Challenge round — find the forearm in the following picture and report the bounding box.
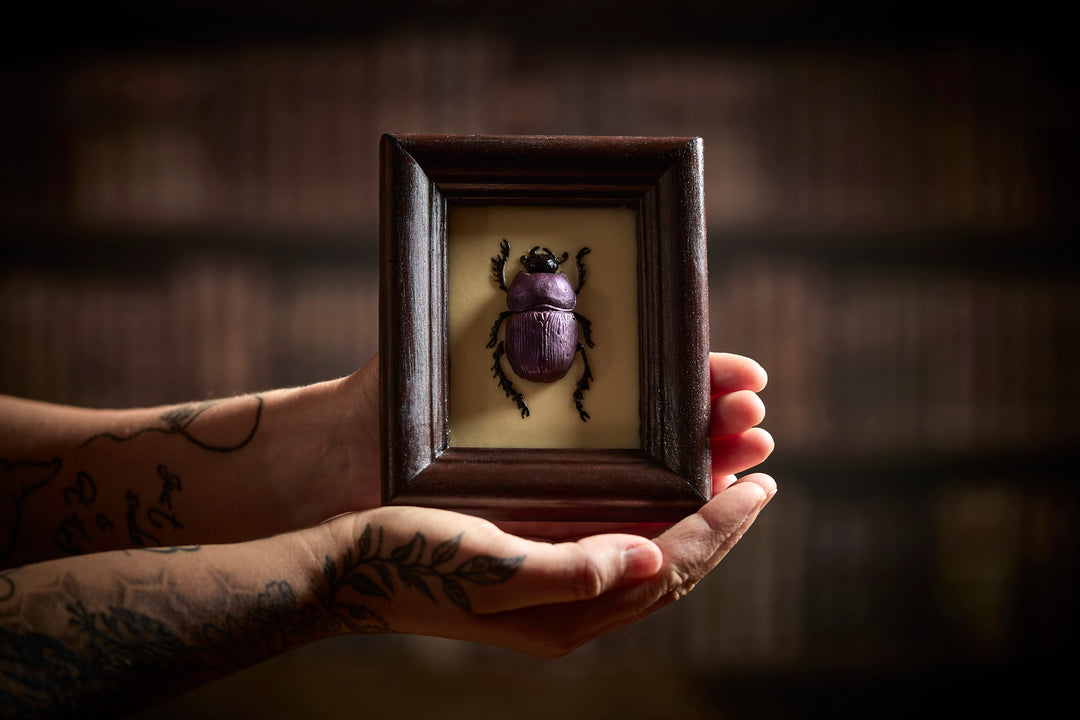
[0,476,776,717]
[0,527,336,719]
[0,359,380,568]
[0,505,531,718]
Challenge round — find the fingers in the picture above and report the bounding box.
[482,473,777,657]
[355,473,777,658]
[604,473,775,617]
[469,534,663,614]
[493,519,667,543]
[710,352,767,395]
[713,473,740,492]
[612,473,776,625]
[711,389,765,437]
[709,352,771,476]
[336,507,664,619]
[712,426,774,478]
[656,473,773,575]
[734,471,778,498]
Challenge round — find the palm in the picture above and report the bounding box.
[326,351,775,656]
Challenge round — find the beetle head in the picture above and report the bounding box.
[521,246,569,273]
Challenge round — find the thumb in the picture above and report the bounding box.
[655,474,775,585]
[469,533,663,614]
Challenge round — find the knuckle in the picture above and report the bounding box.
[569,553,606,600]
[662,568,700,604]
[666,582,697,604]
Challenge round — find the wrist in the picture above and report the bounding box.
[258,379,354,530]
[261,360,380,531]
[286,510,397,638]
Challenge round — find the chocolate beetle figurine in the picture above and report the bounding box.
[487,239,594,421]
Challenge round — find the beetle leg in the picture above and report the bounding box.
[492,341,530,418]
[572,342,593,422]
[491,239,511,292]
[573,312,595,349]
[574,247,591,294]
[487,310,512,349]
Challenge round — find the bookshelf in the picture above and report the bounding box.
[3,9,1076,715]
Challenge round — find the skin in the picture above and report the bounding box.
[0,352,773,717]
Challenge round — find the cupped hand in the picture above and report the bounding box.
[341,352,772,522]
[497,351,774,540]
[318,351,774,656]
[317,469,774,657]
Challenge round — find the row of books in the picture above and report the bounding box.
[0,260,378,408]
[4,254,1074,457]
[54,37,1047,236]
[710,254,1079,455]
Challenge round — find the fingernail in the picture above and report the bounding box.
[623,542,663,580]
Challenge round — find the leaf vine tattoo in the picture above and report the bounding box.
[319,524,523,632]
[0,525,525,716]
[78,396,264,452]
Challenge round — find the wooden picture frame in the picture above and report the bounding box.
[380,134,709,522]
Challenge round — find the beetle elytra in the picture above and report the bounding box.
[487,239,594,421]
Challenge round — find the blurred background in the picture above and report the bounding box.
[2,1,1076,717]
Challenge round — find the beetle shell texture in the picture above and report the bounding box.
[506,310,578,382]
[505,271,578,383]
[507,271,577,313]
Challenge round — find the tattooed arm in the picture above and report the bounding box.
[1,351,771,571]
[0,474,774,718]
[0,351,773,715]
[0,356,381,569]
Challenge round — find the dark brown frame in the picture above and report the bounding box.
[380,134,710,522]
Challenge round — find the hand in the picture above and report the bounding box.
[709,351,773,491]
[337,351,773,518]
[497,351,774,540]
[314,351,774,656]
[314,471,774,657]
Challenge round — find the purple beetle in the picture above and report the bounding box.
[487,239,594,421]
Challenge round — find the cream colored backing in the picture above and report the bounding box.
[447,205,641,449]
